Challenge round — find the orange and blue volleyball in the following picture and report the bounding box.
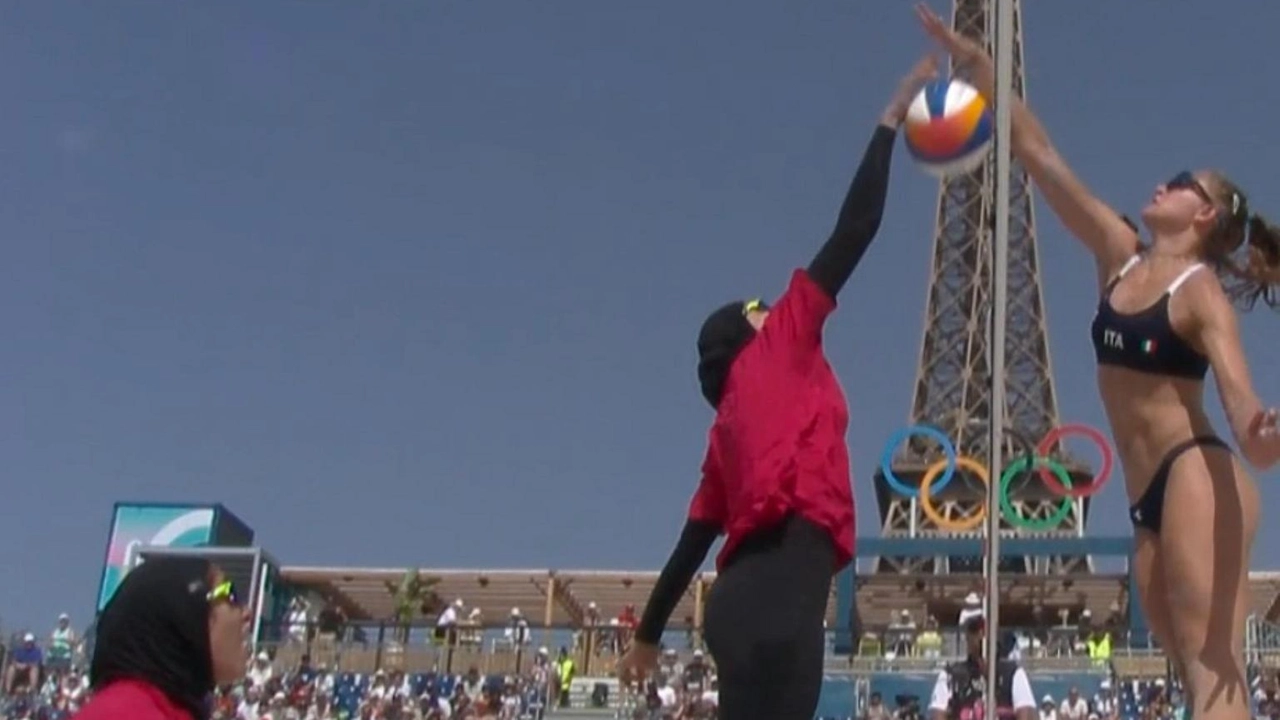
[903,78,993,177]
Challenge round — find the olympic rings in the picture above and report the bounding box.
[1035,423,1114,498]
[880,422,1114,530]
[919,456,988,531]
[880,424,957,498]
[999,456,1073,531]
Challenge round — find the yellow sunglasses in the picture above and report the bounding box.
[206,580,240,606]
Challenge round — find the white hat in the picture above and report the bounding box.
[22,633,35,643]
[964,592,981,606]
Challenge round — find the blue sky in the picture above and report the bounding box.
[2,1,1278,633]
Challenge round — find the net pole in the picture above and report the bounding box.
[986,0,1015,709]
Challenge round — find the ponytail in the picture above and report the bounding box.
[1223,214,1280,311]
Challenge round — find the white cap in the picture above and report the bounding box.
[22,633,35,643]
[453,598,464,607]
[1042,695,1054,704]
[964,592,981,606]
[256,651,269,662]
[58,613,70,621]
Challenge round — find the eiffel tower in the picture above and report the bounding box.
[872,0,1094,575]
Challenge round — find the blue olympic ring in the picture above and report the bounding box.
[879,424,957,497]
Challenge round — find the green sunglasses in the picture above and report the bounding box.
[206,580,240,606]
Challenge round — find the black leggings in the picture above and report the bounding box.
[703,514,836,720]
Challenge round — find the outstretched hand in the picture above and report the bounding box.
[615,641,660,688]
[914,3,985,65]
[882,55,938,127]
[1245,407,1280,470]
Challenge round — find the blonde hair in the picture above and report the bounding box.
[1203,173,1279,311]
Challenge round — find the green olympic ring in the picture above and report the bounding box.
[998,455,1074,531]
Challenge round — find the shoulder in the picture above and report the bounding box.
[784,268,835,307]
[760,269,835,326]
[1178,266,1236,330]
[78,681,192,720]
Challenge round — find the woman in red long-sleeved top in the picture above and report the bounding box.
[616,56,939,720]
[77,557,249,720]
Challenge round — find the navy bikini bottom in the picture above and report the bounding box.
[1128,435,1231,534]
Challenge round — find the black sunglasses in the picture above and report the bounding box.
[1166,171,1215,206]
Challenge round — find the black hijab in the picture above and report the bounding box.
[91,557,215,719]
[696,300,758,408]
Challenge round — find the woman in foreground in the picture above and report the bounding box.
[916,5,1279,719]
[77,557,248,720]
[615,56,938,720]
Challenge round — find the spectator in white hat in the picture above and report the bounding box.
[4,633,43,695]
[48,613,77,674]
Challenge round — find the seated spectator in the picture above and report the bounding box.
[887,609,918,657]
[1093,679,1117,720]
[47,614,77,675]
[1059,686,1088,720]
[917,617,943,659]
[5,633,43,696]
[1039,695,1057,720]
[248,651,275,688]
[862,691,891,720]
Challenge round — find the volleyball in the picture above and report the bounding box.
[903,78,993,177]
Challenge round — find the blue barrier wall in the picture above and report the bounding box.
[815,675,859,719]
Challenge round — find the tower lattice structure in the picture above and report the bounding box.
[872,0,1095,576]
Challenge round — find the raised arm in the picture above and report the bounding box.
[1189,276,1280,470]
[806,55,939,298]
[915,4,1140,283]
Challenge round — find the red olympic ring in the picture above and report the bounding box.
[1034,423,1114,498]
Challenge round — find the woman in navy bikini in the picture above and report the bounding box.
[917,6,1279,720]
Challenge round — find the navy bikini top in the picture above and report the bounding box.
[1090,256,1210,380]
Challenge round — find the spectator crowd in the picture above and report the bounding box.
[5,597,1280,720]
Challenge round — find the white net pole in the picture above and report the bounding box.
[986,0,1015,708]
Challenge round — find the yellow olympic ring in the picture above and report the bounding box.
[918,455,990,532]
